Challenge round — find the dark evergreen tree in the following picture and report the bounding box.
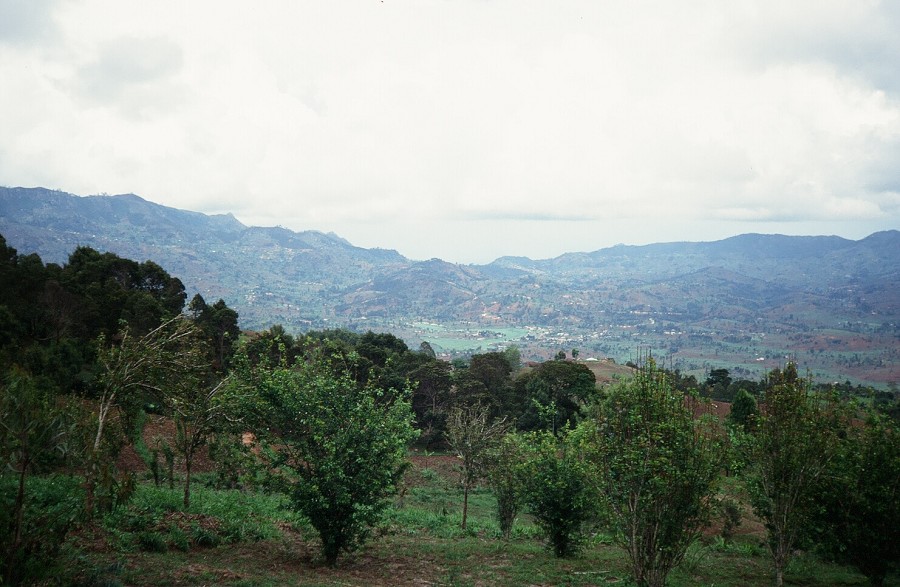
[514,360,597,433]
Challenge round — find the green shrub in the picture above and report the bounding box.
[169,526,190,551]
[137,531,168,552]
[243,352,417,566]
[585,363,724,587]
[520,431,597,558]
[0,475,84,584]
[208,432,259,490]
[191,524,221,547]
[487,433,529,539]
[718,498,742,544]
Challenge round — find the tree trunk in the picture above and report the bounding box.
[13,458,27,548]
[461,484,469,530]
[83,453,98,518]
[773,535,789,587]
[183,456,192,510]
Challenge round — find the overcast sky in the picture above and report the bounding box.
[1,1,898,263]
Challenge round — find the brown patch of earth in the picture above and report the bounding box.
[117,414,216,475]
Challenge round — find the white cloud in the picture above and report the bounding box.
[1,0,898,262]
[0,0,61,45]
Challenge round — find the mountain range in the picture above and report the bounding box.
[1,186,897,386]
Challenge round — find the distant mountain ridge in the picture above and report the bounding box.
[1,186,898,385]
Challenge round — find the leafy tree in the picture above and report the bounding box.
[407,357,453,446]
[418,340,436,358]
[243,350,416,566]
[453,351,513,412]
[520,430,597,557]
[585,362,724,587]
[0,371,75,584]
[168,374,236,509]
[704,368,732,400]
[89,316,205,514]
[514,360,597,433]
[445,404,510,529]
[486,432,529,539]
[744,364,844,587]
[62,247,185,338]
[816,413,899,586]
[243,324,298,368]
[502,345,522,372]
[188,294,240,372]
[727,388,758,432]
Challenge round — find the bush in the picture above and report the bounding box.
[585,362,724,587]
[0,474,84,584]
[719,498,742,544]
[137,531,168,553]
[486,433,529,539]
[520,431,597,557]
[208,432,259,490]
[243,350,416,566]
[815,413,900,586]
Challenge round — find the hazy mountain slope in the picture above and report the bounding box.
[1,186,898,386]
[0,187,410,328]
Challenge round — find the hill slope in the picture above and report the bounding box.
[1,187,897,384]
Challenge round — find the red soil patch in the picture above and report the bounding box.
[406,453,462,485]
[116,414,216,475]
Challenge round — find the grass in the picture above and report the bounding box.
[57,457,894,587]
[99,483,298,553]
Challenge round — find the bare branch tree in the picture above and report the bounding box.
[445,403,510,529]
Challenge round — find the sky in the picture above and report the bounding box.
[1,1,899,264]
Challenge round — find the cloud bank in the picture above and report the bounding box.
[1,1,898,262]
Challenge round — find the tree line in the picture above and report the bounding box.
[1,235,897,586]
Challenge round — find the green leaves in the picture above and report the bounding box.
[241,351,416,566]
[813,412,899,585]
[742,365,848,587]
[586,364,724,587]
[519,430,597,558]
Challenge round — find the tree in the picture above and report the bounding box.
[704,368,732,400]
[168,374,234,509]
[62,247,185,338]
[816,413,899,586]
[188,294,240,372]
[453,352,514,412]
[514,360,597,433]
[445,404,510,529]
[0,370,74,584]
[93,317,203,454]
[418,341,436,358]
[727,388,758,432]
[502,345,522,372]
[520,430,597,557]
[243,324,297,368]
[585,362,724,587]
[407,357,452,446]
[90,316,205,514]
[744,364,844,587]
[244,351,415,566]
[486,433,529,539]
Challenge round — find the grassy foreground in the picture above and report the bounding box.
[62,457,886,587]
